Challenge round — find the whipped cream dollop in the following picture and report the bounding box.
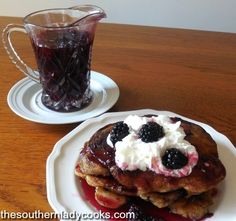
[107,115,198,177]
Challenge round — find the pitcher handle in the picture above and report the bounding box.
[2,24,40,83]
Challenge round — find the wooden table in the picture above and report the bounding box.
[0,16,235,217]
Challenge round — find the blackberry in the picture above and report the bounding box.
[138,122,164,143]
[110,121,129,145]
[162,148,188,169]
[128,204,160,221]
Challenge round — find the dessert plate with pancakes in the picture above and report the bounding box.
[46,109,236,221]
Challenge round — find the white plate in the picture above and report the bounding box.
[7,71,119,124]
[46,109,236,221]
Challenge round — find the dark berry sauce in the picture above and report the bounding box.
[79,179,212,221]
[30,29,93,111]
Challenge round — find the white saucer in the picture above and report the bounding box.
[7,71,119,124]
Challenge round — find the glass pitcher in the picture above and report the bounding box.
[2,5,106,112]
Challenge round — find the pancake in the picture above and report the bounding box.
[75,115,226,219]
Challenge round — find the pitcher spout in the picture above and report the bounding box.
[69,5,106,26]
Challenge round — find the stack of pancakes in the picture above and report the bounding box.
[75,116,226,220]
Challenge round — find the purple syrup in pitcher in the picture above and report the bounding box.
[31,28,93,112]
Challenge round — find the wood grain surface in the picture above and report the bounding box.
[0,16,235,219]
